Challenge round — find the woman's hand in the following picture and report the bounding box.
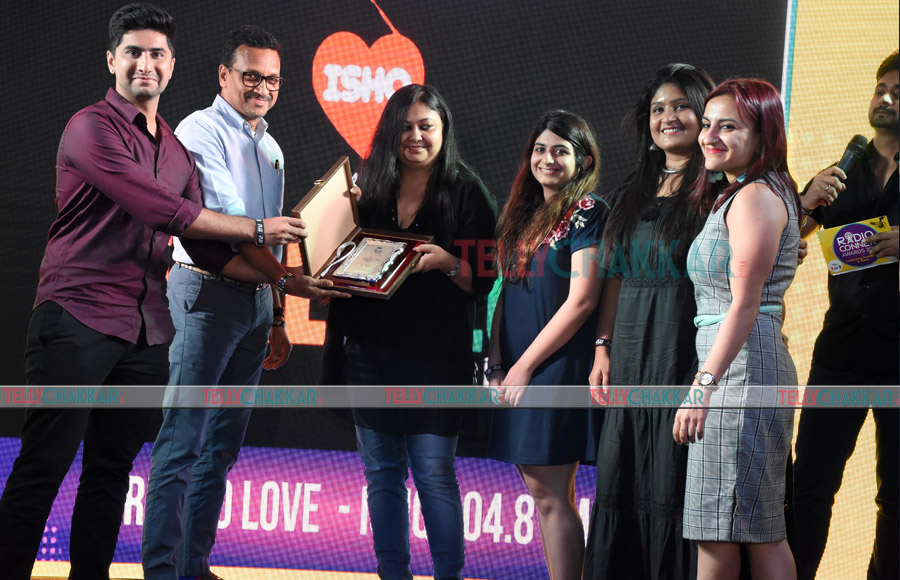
[588,345,611,403]
[673,386,710,444]
[349,184,362,201]
[412,243,455,274]
[498,362,533,406]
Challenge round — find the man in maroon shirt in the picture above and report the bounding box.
[0,4,340,580]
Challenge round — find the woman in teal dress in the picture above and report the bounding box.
[486,110,609,580]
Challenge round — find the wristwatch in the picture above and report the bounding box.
[695,371,719,390]
[446,258,461,277]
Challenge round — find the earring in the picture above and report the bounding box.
[708,171,724,183]
[649,143,660,151]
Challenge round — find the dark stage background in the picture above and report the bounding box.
[0,0,787,448]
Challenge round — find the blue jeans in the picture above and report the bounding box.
[356,427,465,580]
[142,265,271,580]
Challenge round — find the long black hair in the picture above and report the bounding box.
[602,63,714,267]
[357,83,472,248]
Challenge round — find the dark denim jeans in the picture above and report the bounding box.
[345,339,465,580]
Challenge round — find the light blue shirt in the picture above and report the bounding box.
[172,95,285,264]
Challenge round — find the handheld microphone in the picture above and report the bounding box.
[835,135,868,177]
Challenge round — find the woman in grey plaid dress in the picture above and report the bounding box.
[673,79,800,579]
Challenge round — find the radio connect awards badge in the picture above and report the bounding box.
[817,216,896,275]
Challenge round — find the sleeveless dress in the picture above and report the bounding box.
[488,193,608,465]
[583,196,698,580]
[682,176,799,542]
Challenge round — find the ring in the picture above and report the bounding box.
[680,428,687,431]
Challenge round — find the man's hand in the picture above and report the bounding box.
[283,267,351,300]
[802,166,847,211]
[867,225,899,259]
[263,216,306,245]
[264,326,292,370]
[798,238,808,264]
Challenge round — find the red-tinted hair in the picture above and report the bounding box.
[690,78,798,215]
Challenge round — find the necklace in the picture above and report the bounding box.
[661,167,684,174]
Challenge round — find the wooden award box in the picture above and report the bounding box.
[292,156,432,299]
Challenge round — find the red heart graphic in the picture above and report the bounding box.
[313,31,425,157]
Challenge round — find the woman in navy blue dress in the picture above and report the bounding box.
[486,110,609,580]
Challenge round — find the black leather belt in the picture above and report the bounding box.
[175,262,269,291]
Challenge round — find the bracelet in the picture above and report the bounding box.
[800,206,814,216]
[254,219,265,246]
[594,338,612,348]
[272,319,286,328]
[445,258,461,277]
[275,272,295,294]
[273,307,285,318]
[484,364,504,380]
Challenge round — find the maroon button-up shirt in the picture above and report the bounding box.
[34,88,204,345]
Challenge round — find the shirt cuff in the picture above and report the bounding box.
[180,238,237,274]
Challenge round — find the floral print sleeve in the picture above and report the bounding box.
[542,193,609,252]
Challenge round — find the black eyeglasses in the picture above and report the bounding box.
[228,67,285,91]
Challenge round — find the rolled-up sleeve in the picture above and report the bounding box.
[62,111,202,235]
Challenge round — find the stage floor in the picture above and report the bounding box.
[32,562,449,579]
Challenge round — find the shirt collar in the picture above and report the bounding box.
[213,94,268,140]
[104,88,173,136]
[860,139,900,182]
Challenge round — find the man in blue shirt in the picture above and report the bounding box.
[141,26,313,580]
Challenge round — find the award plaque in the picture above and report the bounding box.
[333,238,407,282]
[292,157,432,299]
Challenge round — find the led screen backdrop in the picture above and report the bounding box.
[0,0,896,578]
[0,0,789,386]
